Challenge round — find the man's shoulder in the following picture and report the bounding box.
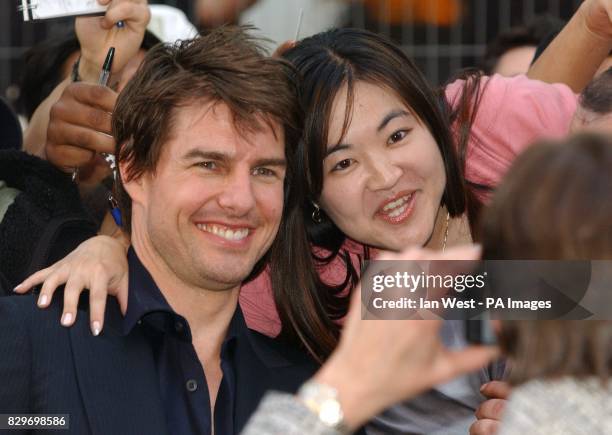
[0,291,124,343]
[0,292,40,325]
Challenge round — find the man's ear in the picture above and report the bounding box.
[119,159,146,205]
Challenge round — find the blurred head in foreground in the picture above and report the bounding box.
[481,133,612,385]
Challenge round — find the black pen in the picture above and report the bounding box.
[98,47,115,86]
[97,47,121,227]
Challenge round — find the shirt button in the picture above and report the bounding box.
[175,321,184,333]
[186,379,198,392]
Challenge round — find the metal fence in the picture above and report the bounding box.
[343,0,582,84]
[1,0,583,113]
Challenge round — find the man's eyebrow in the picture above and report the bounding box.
[183,149,229,163]
[377,109,411,132]
[254,158,286,167]
[182,149,285,167]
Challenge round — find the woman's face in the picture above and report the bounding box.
[319,81,446,251]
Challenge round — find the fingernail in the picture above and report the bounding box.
[13,284,22,292]
[480,383,488,393]
[92,321,101,336]
[61,313,73,326]
[38,294,48,307]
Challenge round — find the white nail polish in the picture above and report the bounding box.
[38,294,48,307]
[13,284,22,292]
[61,313,73,326]
[92,321,101,336]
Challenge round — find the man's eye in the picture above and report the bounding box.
[388,129,410,144]
[252,167,276,177]
[332,159,353,171]
[197,161,217,170]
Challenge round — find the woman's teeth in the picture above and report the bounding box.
[381,194,411,215]
[387,203,408,218]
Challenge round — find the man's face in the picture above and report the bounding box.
[129,102,286,291]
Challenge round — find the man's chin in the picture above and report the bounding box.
[193,265,255,291]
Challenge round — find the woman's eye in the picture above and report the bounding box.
[388,129,409,144]
[332,159,353,171]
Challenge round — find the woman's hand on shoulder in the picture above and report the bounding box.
[13,235,130,336]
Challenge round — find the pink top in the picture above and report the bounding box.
[239,74,578,337]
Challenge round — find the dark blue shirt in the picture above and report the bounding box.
[123,248,239,435]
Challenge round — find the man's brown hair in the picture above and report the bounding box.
[112,26,302,234]
[480,133,612,385]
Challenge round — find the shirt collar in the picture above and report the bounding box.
[123,247,175,336]
[123,247,242,347]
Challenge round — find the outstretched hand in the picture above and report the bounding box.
[314,245,499,431]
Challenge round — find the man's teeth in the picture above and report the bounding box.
[196,224,249,241]
[382,194,411,213]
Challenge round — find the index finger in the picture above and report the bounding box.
[68,82,117,113]
[14,266,56,293]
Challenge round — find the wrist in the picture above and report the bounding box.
[313,357,380,431]
[78,54,102,83]
[297,380,352,434]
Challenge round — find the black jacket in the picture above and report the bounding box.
[0,150,97,292]
[0,293,317,434]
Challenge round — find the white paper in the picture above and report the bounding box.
[26,0,107,20]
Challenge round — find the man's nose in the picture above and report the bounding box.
[216,170,257,216]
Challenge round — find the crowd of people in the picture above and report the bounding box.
[1,0,611,434]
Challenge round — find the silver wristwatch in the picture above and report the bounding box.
[297,380,351,434]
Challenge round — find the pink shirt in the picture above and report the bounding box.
[446,74,577,197]
[239,74,578,337]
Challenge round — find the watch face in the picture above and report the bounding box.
[320,399,343,426]
[298,381,346,430]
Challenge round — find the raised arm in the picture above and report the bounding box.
[23,0,149,160]
[528,0,612,92]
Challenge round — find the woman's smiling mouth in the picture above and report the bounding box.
[375,191,416,224]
